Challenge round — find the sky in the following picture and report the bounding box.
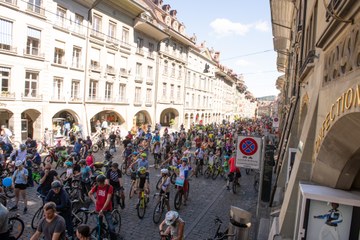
[165,0,282,98]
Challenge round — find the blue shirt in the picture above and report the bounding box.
[73,142,82,154]
[80,166,91,181]
[136,159,149,169]
[13,168,28,184]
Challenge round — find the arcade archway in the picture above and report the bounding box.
[0,108,13,130]
[160,108,179,128]
[134,110,151,128]
[21,109,41,141]
[52,110,80,136]
[313,112,360,190]
[90,111,125,133]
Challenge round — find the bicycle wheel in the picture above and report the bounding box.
[155,177,162,190]
[128,183,133,199]
[152,201,163,224]
[60,172,67,182]
[4,186,15,198]
[119,191,125,209]
[8,216,24,239]
[31,207,43,230]
[212,168,219,180]
[91,144,99,153]
[120,163,127,175]
[174,191,182,210]
[111,209,121,233]
[232,179,237,194]
[42,155,53,166]
[204,167,211,178]
[137,198,146,219]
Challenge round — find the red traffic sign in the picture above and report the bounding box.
[239,138,258,156]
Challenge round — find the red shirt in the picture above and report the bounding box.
[86,155,94,168]
[90,184,113,212]
[228,157,237,173]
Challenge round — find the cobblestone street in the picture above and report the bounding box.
[9,146,261,240]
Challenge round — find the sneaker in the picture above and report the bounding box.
[9,205,18,211]
[147,197,150,203]
[23,207,28,214]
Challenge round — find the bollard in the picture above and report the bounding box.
[228,206,252,240]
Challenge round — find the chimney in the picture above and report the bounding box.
[154,0,163,6]
[214,51,220,61]
[170,10,177,18]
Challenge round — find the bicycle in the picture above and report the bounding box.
[204,163,215,179]
[31,194,46,230]
[152,193,169,224]
[136,188,148,219]
[8,213,24,240]
[231,172,240,194]
[206,216,235,240]
[174,179,189,210]
[212,161,227,180]
[90,210,121,239]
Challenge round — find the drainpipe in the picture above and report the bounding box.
[83,0,104,136]
[269,0,306,208]
[153,42,161,127]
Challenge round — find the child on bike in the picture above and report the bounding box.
[158,168,171,211]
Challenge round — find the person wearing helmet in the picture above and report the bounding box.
[122,142,133,160]
[158,169,171,211]
[88,175,116,240]
[105,162,124,209]
[10,143,27,163]
[76,160,92,200]
[159,211,185,240]
[10,160,28,213]
[45,180,73,238]
[63,160,74,186]
[129,152,149,173]
[132,166,150,203]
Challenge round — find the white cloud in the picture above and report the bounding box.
[210,18,251,36]
[235,59,252,67]
[210,18,270,37]
[254,21,270,32]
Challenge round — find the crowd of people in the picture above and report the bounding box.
[0,117,277,240]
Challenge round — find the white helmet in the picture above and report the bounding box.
[161,169,169,175]
[165,211,179,225]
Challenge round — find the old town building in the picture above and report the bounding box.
[0,0,255,142]
[269,0,360,239]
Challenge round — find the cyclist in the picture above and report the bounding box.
[0,141,13,165]
[88,175,116,240]
[133,166,150,205]
[38,163,60,196]
[108,131,117,151]
[129,152,149,171]
[105,162,124,209]
[77,160,92,200]
[45,180,73,239]
[177,158,191,205]
[10,160,28,213]
[85,149,95,171]
[30,202,66,240]
[226,154,241,190]
[159,211,185,240]
[158,168,171,211]
[10,143,27,163]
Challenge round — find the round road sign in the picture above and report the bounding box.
[239,138,258,156]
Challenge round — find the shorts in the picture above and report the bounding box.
[159,189,170,200]
[15,184,27,190]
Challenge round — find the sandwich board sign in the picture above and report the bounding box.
[236,136,262,169]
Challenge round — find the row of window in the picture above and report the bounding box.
[185,93,212,109]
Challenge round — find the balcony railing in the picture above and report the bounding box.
[26,2,45,16]
[106,65,116,75]
[146,78,153,85]
[119,68,128,77]
[86,96,102,102]
[72,24,85,36]
[0,91,15,100]
[136,48,144,56]
[90,29,105,39]
[69,97,82,102]
[90,62,101,72]
[106,36,119,45]
[54,19,69,30]
[21,93,43,101]
[115,97,128,104]
[0,44,16,53]
[50,96,65,102]
[71,62,83,69]
[0,0,17,6]
[134,75,143,83]
[23,48,44,58]
[145,101,152,107]
[134,100,142,106]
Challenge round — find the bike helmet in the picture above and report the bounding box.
[15,160,23,167]
[181,157,188,163]
[140,153,147,158]
[109,148,115,155]
[65,161,73,167]
[20,144,26,150]
[132,152,138,156]
[96,174,106,183]
[165,211,179,225]
[138,166,146,174]
[224,155,230,160]
[51,180,62,189]
[161,168,169,174]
